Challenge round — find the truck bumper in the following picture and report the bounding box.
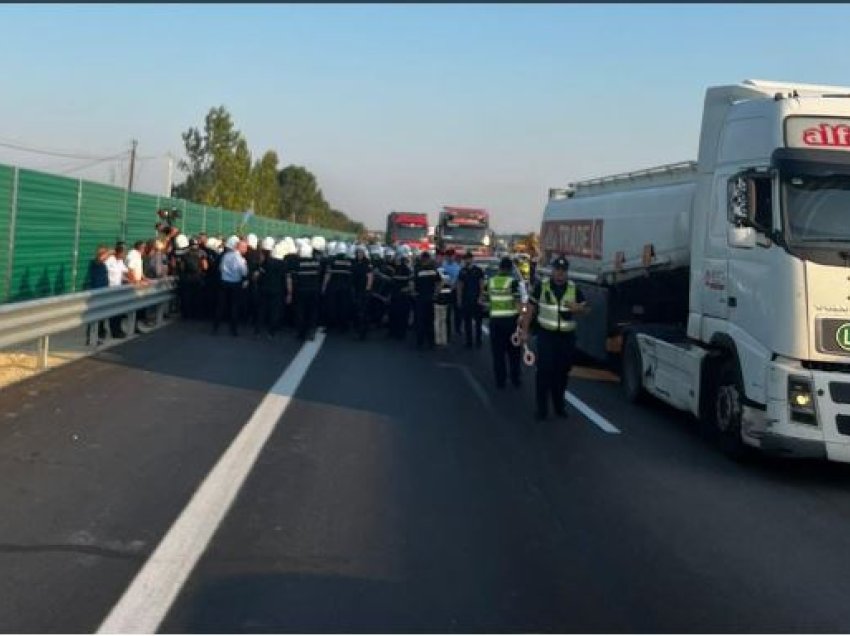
[749,358,850,463]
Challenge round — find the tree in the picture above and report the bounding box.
[277,165,327,224]
[252,151,281,217]
[174,106,252,211]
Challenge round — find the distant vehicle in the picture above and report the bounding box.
[386,212,430,251]
[540,78,850,462]
[435,206,493,257]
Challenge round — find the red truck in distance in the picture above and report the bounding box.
[435,206,493,257]
[386,212,430,251]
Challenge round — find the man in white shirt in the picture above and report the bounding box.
[104,243,129,338]
[125,240,149,333]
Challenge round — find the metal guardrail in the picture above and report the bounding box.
[0,277,177,369]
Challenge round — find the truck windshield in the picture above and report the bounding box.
[393,226,426,241]
[441,227,486,243]
[784,174,850,243]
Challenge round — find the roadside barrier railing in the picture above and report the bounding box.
[0,277,177,369]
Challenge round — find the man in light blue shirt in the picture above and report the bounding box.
[439,249,461,340]
[214,237,248,336]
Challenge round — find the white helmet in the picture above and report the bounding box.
[369,244,383,259]
[226,235,240,250]
[335,241,348,256]
[298,242,314,259]
[206,237,220,251]
[175,234,189,250]
[271,241,288,260]
[283,237,296,255]
[261,236,275,251]
[311,236,326,252]
[247,233,259,250]
[327,241,338,256]
[348,244,360,258]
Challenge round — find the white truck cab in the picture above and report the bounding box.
[542,80,850,461]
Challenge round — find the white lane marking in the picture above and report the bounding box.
[565,391,621,434]
[437,362,493,411]
[97,333,326,634]
[482,324,621,434]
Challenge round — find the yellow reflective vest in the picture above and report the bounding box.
[488,275,518,318]
[537,279,577,332]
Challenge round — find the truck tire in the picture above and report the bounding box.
[622,335,647,404]
[710,358,750,460]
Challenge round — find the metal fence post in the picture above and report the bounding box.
[71,179,83,291]
[36,335,49,370]
[202,206,207,233]
[5,167,19,303]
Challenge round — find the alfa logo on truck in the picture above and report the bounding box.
[836,323,850,352]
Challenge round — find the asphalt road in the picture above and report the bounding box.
[3,319,850,632]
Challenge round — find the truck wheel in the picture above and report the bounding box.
[622,335,647,404]
[711,358,749,460]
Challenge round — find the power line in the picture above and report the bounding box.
[58,153,128,175]
[0,137,161,161]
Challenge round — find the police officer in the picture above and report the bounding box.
[457,250,485,348]
[484,256,524,389]
[413,251,439,350]
[287,240,322,341]
[257,237,286,338]
[244,233,262,333]
[351,244,374,340]
[369,248,395,327]
[521,256,589,420]
[389,247,413,340]
[178,237,207,320]
[323,242,353,333]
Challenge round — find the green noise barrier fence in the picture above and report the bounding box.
[0,163,356,304]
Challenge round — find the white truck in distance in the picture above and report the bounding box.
[541,79,850,461]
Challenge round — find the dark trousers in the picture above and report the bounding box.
[490,317,521,387]
[108,315,124,337]
[180,279,203,319]
[296,291,319,340]
[415,298,435,347]
[214,281,243,336]
[353,291,369,339]
[389,295,410,339]
[535,330,576,416]
[326,286,353,332]
[462,302,483,346]
[246,285,261,333]
[259,292,283,336]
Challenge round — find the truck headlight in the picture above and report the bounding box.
[788,376,817,425]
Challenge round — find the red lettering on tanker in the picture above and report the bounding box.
[801,124,850,147]
[541,220,603,261]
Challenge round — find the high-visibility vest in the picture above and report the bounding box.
[537,280,577,332]
[488,275,518,318]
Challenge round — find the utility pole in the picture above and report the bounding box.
[165,152,174,197]
[127,139,138,192]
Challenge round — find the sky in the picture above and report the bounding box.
[1,3,850,233]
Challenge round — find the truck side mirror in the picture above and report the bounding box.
[728,225,756,249]
[727,175,752,224]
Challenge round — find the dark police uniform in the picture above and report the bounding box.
[289,255,322,340]
[389,260,413,339]
[258,253,286,337]
[325,254,353,332]
[530,260,585,418]
[484,269,522,388]
[458,260,485,347]
[413,257,439,349]
[351,255,373,339]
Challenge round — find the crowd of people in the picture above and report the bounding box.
[85,225,588,420]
